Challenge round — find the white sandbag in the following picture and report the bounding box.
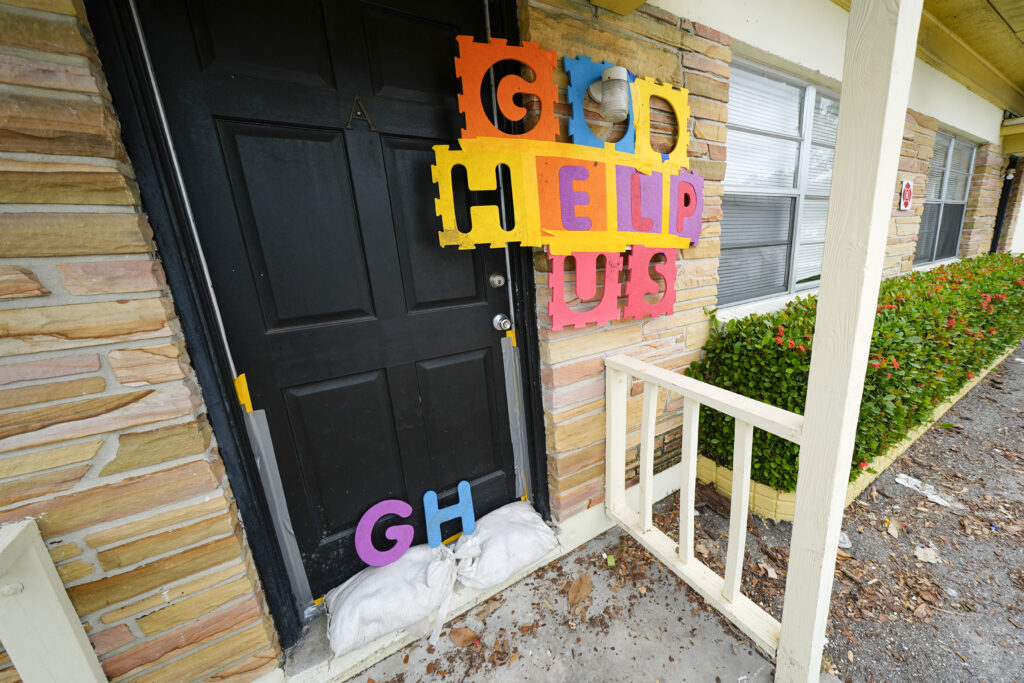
[454,501,559,590]
[324,544,458,657]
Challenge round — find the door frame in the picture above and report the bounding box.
[85,0,547,649]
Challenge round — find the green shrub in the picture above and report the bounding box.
[684,253,1024,492]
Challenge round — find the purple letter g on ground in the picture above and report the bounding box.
[354,499,414,566]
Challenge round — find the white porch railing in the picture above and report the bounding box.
[0,519,105,681]
[604,354,804,655]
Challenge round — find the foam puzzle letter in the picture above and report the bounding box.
[668,169,704,245]
[454,36,558,141]
[547,250,624,330]
[623,246,677,321]
[424,480,476,548]
[615,166,663,234]
[558,165,593,231]
[355,499,415,567]
[536,156,607,242]
[563,55,636,153]
[433,146,531,249]
[631,77,691,169]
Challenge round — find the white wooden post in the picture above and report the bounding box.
[638,384,659,531]
[605,365,628,517]
[723,419,753,603]
[0,520,105,682]
[678,397,700,564]
[776,0,923,680]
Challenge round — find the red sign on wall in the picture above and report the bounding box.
[899,180,913,211]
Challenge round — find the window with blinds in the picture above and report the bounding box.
[719,64,839,306]
[914,132,976,265]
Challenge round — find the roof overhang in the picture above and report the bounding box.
[831,0,1024,116]
[1002,117,1024,155]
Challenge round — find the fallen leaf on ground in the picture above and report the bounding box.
[568,573,593,609]
[508,651,520,666]
[914,546,940,563]
[492,637,510,664]
[888,520,901,539]
[449,627,478,647]
[475,599,502,619]
[913,603,932,619]
[758,561,778,579]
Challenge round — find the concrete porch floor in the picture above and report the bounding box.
[289,527,776,683]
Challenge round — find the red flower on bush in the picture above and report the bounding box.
[686,253,1024,494]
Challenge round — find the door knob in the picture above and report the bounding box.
[489,273,507,288]
[492,314,512,331]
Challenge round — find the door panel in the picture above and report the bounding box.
[139,0,517,597]
[382,136,484,310]
[220,122,375,328]
[186,0,336,88]
[416,349,503,481]
[282,370,405,540]
[360,4,461,104]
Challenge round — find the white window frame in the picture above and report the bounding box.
[719,59,840,309]
[913,131,977,267]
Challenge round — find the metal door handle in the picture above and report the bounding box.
[492,314,512,331]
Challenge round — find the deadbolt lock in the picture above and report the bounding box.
[489,273,507,288]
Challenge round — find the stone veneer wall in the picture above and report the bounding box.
[960,144,1008,257]
[883,109,939,276]
[518,0,729,520]
[0,1,279,680]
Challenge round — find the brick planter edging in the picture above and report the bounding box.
[695,345,1019,521]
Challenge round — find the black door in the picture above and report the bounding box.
[138,0,517,597]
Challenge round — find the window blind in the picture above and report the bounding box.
[719,195,793,304]
[917,132,975,265]
[720,64,838,304]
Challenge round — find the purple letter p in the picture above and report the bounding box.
[355,499,414,567]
